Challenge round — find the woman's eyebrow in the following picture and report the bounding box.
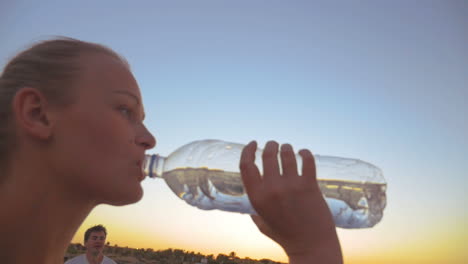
[113,90,146,120]
[112,90,140,105]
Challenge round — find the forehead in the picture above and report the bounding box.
[88,231,106,238]
[76,53,141,98]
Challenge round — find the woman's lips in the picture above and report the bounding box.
[136,161,145,181]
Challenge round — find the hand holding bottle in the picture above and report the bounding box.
[146,139,386,229]
[240,141,343,264]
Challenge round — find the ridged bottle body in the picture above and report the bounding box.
[145,140,386,228]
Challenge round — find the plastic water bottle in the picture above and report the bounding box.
[143,139,386,228]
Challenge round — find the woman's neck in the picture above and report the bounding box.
[0,156,96,264]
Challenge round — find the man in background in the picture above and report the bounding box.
[65,225,117,264]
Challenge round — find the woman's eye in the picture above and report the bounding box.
[118,106,132,118]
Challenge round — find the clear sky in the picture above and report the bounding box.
[1,1,467,263]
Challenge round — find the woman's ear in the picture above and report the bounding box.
[12,87,55,140]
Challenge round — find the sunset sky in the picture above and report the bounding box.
[1,1,467,263]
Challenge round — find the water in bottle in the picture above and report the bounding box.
[144,139,387,229]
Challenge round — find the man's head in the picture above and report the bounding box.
[84,225,107,255]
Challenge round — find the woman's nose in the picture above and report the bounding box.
[136,125,156,150]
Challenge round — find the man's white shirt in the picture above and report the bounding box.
[65,254,117,264]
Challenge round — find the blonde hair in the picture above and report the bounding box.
[0,37,128,173]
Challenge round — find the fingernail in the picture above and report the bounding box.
[281,143,293,151]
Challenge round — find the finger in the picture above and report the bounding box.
[262,141,281,183]
[240,141,262,197]
[280,143,298,178]
[299,149,318,187]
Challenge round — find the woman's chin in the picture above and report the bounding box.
[104,185,144,206]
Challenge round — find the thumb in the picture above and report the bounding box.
[251,215,275,238]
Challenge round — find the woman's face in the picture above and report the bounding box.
[51,52,156,205]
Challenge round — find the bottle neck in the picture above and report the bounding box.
[144,154,166,178]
